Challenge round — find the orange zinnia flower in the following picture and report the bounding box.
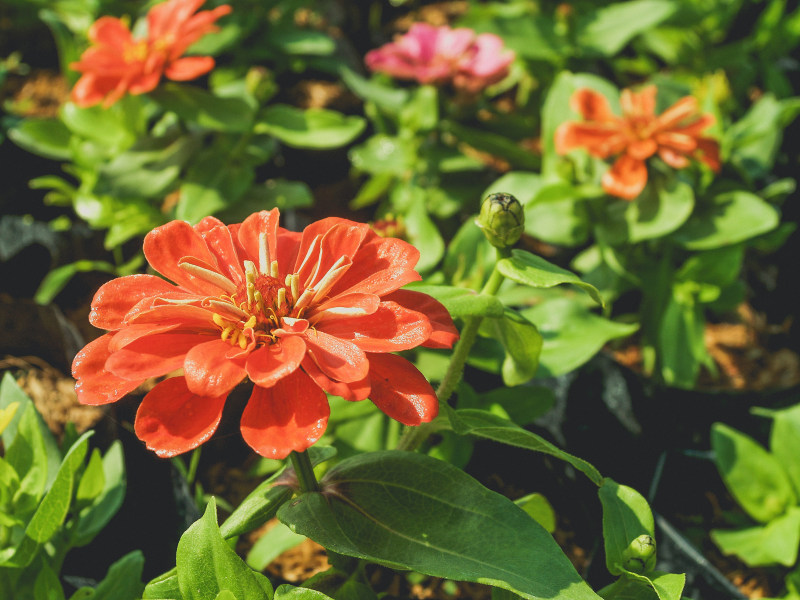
[555,86,721,200]
[72,210,458,459]
[70,0,231,108]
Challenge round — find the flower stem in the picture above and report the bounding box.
[289,450,320,493]
[396,247,510,452]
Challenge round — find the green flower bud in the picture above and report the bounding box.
[476,193,524,249]
[621,534,656,574]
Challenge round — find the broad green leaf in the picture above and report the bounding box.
[246,522,306,571]
[497,250,603,306]
[711,423,796,523]
[673,191,779,250]
[400,85,439,133]
[75,448,105,506]
[606,571,685,600]
[60,102,137,151]
[219,446,335,539]
[656,288,705,388]
[770,404,800,496]
[473,386,556,426]
[35,260,118,305]
[711,507,800,566]
[74,441,126,547]
[177,499,274,600]
[8,119,72,160]
[522,298,637,378]
[279,451,602,600]
[516,493,556,534]
[34,561,65,600]
[526,199,590,247]
[484,172,544,206]
[446,408,603,486]
[576,0,676,56]
[406,284,504,318]
[442,218,495,289]
[598,479,655,575]
[177,153,255,223]
[274,584,334,599]
[0,432,92,568]
[0,456,21,510]
[268,30,336,55]
[90,550,146,600]
[255,105,365,149]
[142,569,181,600]
[404,187,444,273]
[349,135,416,175]
[482,308,543,386]
[339,67,409,113]
[676,245,744,288]
[4,403,49,517]
[623,178,694,243]
[153,85,255,132]
[214,592,237,600]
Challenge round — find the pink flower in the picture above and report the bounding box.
[72,210,459,459]
[365,23,514,93]
[70,0,231,108]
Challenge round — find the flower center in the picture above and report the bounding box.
[208,260,300,349]
[123,41,149,63]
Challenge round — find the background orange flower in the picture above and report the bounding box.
[555,86,721,200]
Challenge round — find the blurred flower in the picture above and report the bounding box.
[70,0,231,108]
[555,86,720,200]
[72,210,458,459]
[365,23,514,93]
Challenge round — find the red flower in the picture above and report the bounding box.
[72,210,458,459]
[555,86,721,200]
[70,0,231,108]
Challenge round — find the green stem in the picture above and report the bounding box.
[396,248,510,452]
[289,450,319,493]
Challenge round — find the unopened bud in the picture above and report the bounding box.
[476,193,524,249]
[621,534,656,574]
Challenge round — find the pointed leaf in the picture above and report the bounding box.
[711,506,800,567]
[598,479,655,575]
[279,451,602,600]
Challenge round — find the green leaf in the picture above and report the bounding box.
[484,172,544,206]
[255,104,365,149]
[406,284,505,319]
[475,386,556,426]
[74,440,126,547]
[576,0,676,56]
[246,522,306,571]
[153,85,255,133]
[60,102,138,151]
[711,423,796,523]
[338,67,410,114]
[516,493,556,534]
[656,287,705,388]
[177,499,274,600]
[623,178,694,243]
[605,571,685,600]
[143,569,181,600]
[35,260,118,305]
[711,507,800,567]
[497,250,603,306]
[482,308,543,386]
[91,550,146,600]
[598,478,655,575]
[442,218,495,289]
[268,30,336,55]
[400,85,439,133]
[673,191,779,250]
[34,561,65,600]
[4,403,49,517]
[75,448,105,506]
[349,135,416,176]
[446,408,603,486]
[8,118,72,160]
[522,298,637,378]
[440,120,539,171]
[278,451,602,600]
[0,432,92,568]
[403,187,444,273]
[274,584,334,599]
[770,404,800,496]
[177,152,255,223]
[675,245,744,288]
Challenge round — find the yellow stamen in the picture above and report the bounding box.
[258,232,270,275]
[212,313,226,328]
[244,315,257,329]
[276,287,286,309]
[238,334,248,349]
[270,260,279,278]
[221,326,234,341]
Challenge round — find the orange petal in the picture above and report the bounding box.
[654,96,698,130]
[657,148,690,169]
[303,330,369,383]
[695,137,721,172]
[555,122,626,158]
[383,289,459,349]
[602,155,648,200]
[89,274,178,330]
[165,56,215,81]
[72,334,143,405]
[366,353,438,426]
[301,358,371,402]
[570,88,616,122]
[240,370,330,459]
[183,338,248,397]
[621,85,657,118]
[106,332,209,380]
[134,376,227,457]
[246,336,306,388]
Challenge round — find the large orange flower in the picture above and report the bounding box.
[70,0,231,108]
[555,86,721,200]
[72,210,458,459]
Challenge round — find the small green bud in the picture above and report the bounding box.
[476,193,525,249]
[621,534,656,574]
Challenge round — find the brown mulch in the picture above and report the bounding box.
[4,69,68,118]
